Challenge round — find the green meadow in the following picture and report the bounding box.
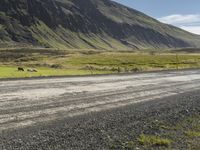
[0,48,200,78]
[0,66,111,78]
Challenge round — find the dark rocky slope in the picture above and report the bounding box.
[0,0,200,49]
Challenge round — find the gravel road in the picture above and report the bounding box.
[0,70,200,149]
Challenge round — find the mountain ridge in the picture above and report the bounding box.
[0,0,200,50]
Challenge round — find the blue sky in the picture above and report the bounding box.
[112,0,200,35]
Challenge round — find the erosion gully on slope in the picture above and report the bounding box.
[0,70,200,132]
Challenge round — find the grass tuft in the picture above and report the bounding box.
[138,134,171,147]
[185,131,200,138]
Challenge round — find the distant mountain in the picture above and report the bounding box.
[0,0,200,50]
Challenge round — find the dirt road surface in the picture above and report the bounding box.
[0,70,200,132]
[0,70,200,149]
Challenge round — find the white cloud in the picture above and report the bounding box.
[158,14,200,25]
[158,14,200,35]
[180,26,200,35]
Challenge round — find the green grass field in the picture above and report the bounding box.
[0,48,200,78]
[0,66,111,78]
[65,52,200,70]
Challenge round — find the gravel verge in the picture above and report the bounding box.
[0,90,200,150]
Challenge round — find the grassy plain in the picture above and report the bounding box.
[0,48,200,78]
[0,66,111,78]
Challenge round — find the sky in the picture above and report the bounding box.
[112,0,200,35]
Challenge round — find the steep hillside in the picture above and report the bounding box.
[0,0,200,50]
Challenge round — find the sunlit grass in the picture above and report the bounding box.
[0,66,111,78]
[138,134,171,147]
[1,49,200,78]
[65,52,200,68]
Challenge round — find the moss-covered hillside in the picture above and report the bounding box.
[0,0,200,50]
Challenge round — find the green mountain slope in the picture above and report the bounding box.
[0,0,200,50]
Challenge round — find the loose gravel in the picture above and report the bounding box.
[0,89,200,150]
